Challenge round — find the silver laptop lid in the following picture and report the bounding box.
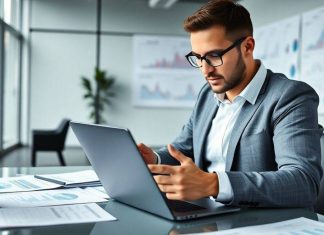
[70,122,174,220]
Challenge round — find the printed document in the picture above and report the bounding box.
[34,170,101,187]
[0,188,107,207]
[82,186,110,199]
[0,203,116,228]
[185,217,324,235]
[0,175,61,193]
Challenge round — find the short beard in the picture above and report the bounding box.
[208,50,246,94]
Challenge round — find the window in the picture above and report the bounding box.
[2,30,20,149]
[0,0,22,152]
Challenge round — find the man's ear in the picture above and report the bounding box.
[243,36,255,56]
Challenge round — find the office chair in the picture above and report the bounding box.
[315,127,324,214]
[31,119,71,166]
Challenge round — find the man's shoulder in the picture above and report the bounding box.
[266,69,317,96]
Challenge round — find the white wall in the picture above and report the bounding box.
[28,0,324,146]
[241,0,324,27]
[30,0,97,30]
[29,33,96,145]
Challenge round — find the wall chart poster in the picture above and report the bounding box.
[254,15,300,80]
[301,7,324,114]
[133,35,204,108]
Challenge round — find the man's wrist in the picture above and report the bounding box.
[207,172,219,197]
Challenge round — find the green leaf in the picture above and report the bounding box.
[81,77,92,92]
[83,94,93,99]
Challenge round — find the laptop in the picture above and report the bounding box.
[70,122,240,221]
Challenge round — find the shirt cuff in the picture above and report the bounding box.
[211,172,233,203]
[153,151,161,164]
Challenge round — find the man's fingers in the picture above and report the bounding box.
[167,144,188,164]
[165,193,182,200]
[153,175,174,184]
[137,143,145,149]
[148,164,177,174]
[137,143,150,153]
[156,183,187,200]
[157,184,177,193]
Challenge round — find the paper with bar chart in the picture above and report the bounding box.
[301,7,324,114]
[254,15,300,80]
[133,35,204,108]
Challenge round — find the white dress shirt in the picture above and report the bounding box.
[155,62,267,202]
[206,62,267,202]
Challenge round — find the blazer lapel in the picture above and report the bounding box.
[225,71,271,171]
[195,94,219,168]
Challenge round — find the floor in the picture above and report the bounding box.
[0,146,90,167]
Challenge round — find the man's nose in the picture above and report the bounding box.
[200,60,215,77]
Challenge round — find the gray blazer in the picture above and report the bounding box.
[157,69,323,207]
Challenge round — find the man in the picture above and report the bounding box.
[138,0,322,207]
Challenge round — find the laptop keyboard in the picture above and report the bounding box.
[166,200,206,213]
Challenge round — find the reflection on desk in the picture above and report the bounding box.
[90,200,318,235]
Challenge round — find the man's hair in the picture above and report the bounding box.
[183,0,253,41]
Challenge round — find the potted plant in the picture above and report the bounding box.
[81,67,115,124]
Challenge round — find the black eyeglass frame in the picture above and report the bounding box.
[185,36,247,68]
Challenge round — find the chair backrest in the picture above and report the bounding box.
[315,131,324,214]
[56,119,71,149]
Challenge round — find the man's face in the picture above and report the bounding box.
[190,26,246,94]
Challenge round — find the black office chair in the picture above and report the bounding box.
[315,128,324,214]
[31,119,71,166]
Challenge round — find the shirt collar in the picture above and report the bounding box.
[214,61,267,105]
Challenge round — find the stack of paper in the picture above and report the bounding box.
[0,170,116,228]
[34,170,101,187]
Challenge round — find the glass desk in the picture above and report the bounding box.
[0,166,320,235]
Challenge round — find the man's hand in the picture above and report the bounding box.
[148,144,219,201]
[137,143,157,164]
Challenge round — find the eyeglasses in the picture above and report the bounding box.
[185,36,247,68]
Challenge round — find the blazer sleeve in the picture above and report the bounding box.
[155,84,211,165]
[226,81,323,207]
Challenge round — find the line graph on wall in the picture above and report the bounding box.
[133,35,204,108]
